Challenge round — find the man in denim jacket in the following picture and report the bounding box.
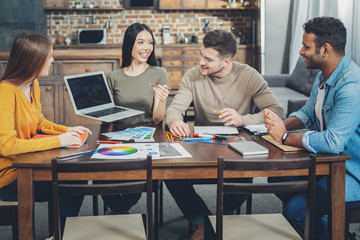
[264,16,360,240]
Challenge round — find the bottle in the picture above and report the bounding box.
[163,26,170,44]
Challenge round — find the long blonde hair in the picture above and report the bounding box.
[1,32,51,85]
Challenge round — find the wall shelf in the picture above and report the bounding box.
[44,7,124,11]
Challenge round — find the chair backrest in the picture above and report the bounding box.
[51,155,153,240]
[216,156,316,240]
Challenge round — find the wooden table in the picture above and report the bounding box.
[13,123,349,240]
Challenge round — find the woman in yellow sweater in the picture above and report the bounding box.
[0,32,91,228]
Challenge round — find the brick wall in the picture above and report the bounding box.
[47,0,254,45]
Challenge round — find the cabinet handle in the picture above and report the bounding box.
[64,86,68,92]
[85,68,91,72]
[46,87,52,91]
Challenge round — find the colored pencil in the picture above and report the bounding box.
[165,133,171,142]
[214,110,224,114]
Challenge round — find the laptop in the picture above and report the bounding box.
[64,71,144,122]
[228,141,269,156]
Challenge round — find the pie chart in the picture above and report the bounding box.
[97,146,138,156]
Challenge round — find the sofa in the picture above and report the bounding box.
[263,57,320,116]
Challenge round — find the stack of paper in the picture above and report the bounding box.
[102,127,156,142]
[244,124,268,135]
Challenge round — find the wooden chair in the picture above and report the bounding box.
[205,156,316,240]
[99,180,161,240]
[346,203,360,240]
[0,198,54,240]
[51,155,153,240]
[0,200,18,240]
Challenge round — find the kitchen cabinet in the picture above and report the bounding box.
[184,0,206,9]
[159,0,182,9]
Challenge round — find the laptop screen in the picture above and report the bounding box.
[66,73,113,110]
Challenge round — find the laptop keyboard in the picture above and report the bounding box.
[85,107,127,118]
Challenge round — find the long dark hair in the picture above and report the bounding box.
[121,23,158,68]
[1,32,51,85]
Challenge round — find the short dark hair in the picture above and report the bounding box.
[203,30,237,58]
[303,16,346,55]
[121,23,158,68]
[1,32,51,85]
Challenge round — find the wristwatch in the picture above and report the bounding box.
[281,131,289,144]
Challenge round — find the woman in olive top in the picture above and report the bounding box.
[107,23,170,124]
[102,23,170,214]
[0,32,91,227]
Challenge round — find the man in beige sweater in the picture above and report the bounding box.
[165,30,285,240]
[165,30,284,136]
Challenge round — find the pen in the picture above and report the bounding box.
[150,84,171,91]
[56,149,97,160]
[193,133,213,138]
[184,137,213,142]
[214,110,224,114]
[43,129,63,135]
[97,140,122,144]
[213,134,228,140]
[193,133,228,140]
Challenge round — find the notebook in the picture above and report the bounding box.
[228,141,269,156]
[32,131,89,148]
[64,71,144,122]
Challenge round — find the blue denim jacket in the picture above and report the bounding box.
[290,55,360,202]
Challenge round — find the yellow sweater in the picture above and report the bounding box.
[0,80,68,188]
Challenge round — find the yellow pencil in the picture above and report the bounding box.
[165,131,181,139]
[214,110,224,114]
[166,133,171,142]
[170,134,173,143]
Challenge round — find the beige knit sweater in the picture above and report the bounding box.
[165,62,285,126]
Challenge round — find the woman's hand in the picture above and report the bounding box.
[58,132,82,147]
[152,84,169,102]
[66,126,92,135]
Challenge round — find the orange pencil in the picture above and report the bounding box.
[170,134,173,143]
[214,110,224,114]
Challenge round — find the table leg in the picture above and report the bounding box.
[328,161,346,240]
[17,168,35,240]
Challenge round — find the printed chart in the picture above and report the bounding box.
[92,143,160,159]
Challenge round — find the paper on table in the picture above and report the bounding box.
[244,124,268,135]
[92,143,160,160]
[194,126,239,135]
[32,131,89,148]
[91,142,192,160]
[158,143,192,159]
[262,135,305,152]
